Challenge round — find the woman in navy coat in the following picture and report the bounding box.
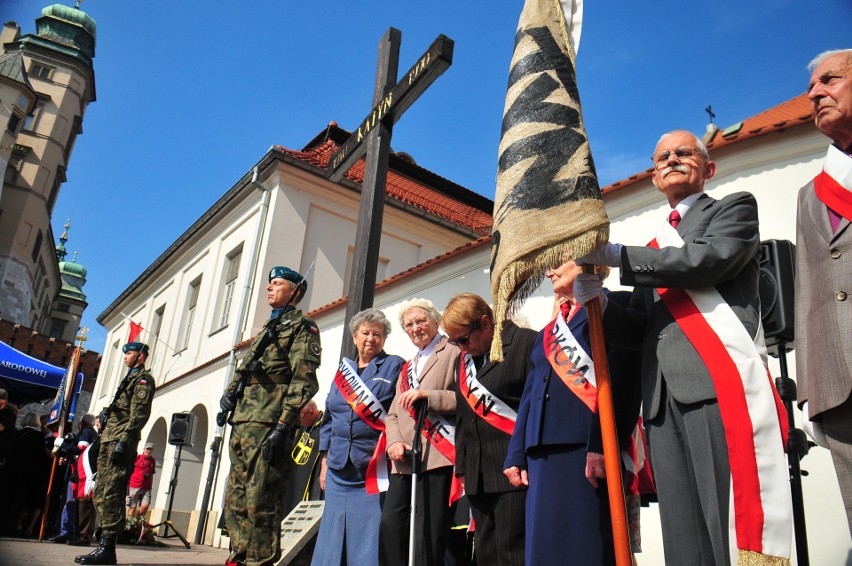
[311,308,405,566]
[503,261,641,566]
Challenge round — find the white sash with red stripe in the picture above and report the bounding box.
[399,360,458,463]
[457,353,517,435]
[543,308,598,412]
[331,359,391,494]
[400,359,464,503]
[545,309,653,497]
[815,144,852,221]
[81,444,95,496]
[651,223,792,564]
[365,359,462,502]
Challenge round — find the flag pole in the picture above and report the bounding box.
[582,265,631,565]
[38,328,87,541]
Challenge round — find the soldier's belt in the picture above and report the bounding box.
[247,372,291,386]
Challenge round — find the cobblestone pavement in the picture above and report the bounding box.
[0,536,229,566]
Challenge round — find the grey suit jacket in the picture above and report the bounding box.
[795,179,852,418]
[603,191,762,420]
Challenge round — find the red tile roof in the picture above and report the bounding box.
[602,93,814,195]
[306,93,817,317]
[161,95,816,382]
[708,93,812,150]
[275,139,493,236]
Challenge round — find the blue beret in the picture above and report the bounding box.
[268,266,304,285]
[123,342,149,355]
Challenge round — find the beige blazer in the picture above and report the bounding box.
[795,179,852,418]
[385,335,460,474]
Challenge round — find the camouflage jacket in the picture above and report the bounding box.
[101,367,155,444]
[229,308,321,426]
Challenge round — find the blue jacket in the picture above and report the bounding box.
[319,351,405,471]
[504,291,641,470]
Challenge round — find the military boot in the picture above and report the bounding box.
[74,530,117,565]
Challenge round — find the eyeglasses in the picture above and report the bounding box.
[449,324,479,347]
[403,318,431,331]
[651,146,705,167]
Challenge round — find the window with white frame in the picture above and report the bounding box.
[214,244,243,331]
[150,304,166,368]
[23,99,44,132]
[108,339,122,397]
[177,277,202,352]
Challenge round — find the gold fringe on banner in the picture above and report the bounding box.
[490,0,608,360]
[737,549,790,566]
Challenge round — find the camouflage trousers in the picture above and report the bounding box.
[224,422,293,566]
[94,439,139,533]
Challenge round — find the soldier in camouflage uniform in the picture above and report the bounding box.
[76,342,155,566]
[220,266,321,566]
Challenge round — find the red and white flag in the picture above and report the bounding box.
[128,321,143,343]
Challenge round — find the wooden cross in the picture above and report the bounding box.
[327,28,453,360]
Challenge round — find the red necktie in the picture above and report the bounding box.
[668,210,681,228]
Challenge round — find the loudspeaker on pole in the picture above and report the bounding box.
[168,412,195,446]
[758,239,796,352]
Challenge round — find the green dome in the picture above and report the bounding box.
[58,256,87,302]
[41,4,97,38]
[60,259,87,279]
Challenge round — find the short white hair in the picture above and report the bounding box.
[398,298,441,326]
[656,130,709,160]
[808,49,852,71]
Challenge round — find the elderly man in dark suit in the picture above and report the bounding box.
[575,130,792,565]
[796,48,852,534]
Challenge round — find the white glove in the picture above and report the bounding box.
[574,272,608,311]
[576,243,623,268]
[800,402,829,449]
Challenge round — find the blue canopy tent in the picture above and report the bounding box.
[0,341,84,411]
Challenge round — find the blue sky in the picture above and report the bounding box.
[5,1,850,353]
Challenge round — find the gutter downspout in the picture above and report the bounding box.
[194,162,272,544]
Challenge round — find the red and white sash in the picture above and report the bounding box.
[332,360,391,494]
[815,144,852,221]
[80,443,95,497]
[543,308,597,412]
[544,309,655,496]
[457,353,517,435]
[650,223,791,564]
[400,360,463,504]
[621,418,655,497]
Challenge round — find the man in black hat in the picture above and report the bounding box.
[220,266,321,566]
[76,342,155,565]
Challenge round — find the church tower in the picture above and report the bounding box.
[52,218,87,342]
[0,2,96,332]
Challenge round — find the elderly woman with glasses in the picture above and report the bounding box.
[311,308,404,566]
[379,298,461,566]
[441,293,537,566]
[503,261,642,566]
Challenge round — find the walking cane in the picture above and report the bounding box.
[407,397,428,566]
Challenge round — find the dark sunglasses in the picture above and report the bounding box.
[450,324,479,347]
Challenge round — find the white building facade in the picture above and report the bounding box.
[96,97,851,563]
